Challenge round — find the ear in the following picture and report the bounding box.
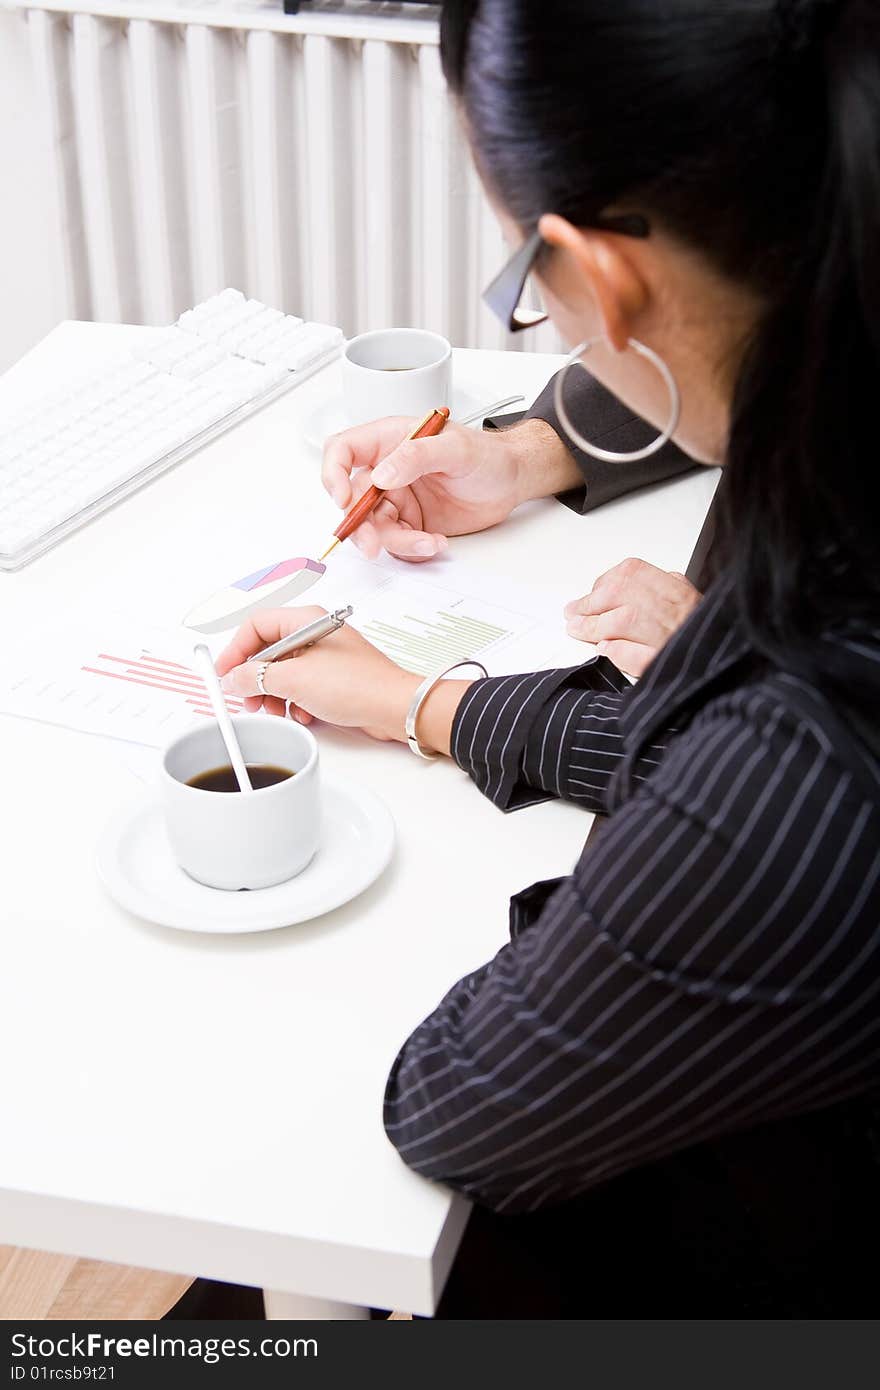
[538,213,649,351]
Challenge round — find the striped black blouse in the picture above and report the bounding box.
[382,574,880,1213]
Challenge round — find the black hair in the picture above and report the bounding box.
[441,0,880,706]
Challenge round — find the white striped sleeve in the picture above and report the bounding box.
[451,658,667,813]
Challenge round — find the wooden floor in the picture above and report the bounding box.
[0,1246,411,1320]
[0,1246,192,1320]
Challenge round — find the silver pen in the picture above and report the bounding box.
[456,394,525,426]
[247,605,353,663]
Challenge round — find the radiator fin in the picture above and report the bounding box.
[25,11,565,354]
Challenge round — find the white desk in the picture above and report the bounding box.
[0,333,720,1317]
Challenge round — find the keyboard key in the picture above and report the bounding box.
[0,289,342,567]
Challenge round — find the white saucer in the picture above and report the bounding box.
[303,384,490,450]
[96,776,395,933]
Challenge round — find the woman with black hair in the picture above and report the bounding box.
[218,0,880,1313]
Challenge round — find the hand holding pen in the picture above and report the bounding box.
[214,398,526,737]
[217,604,428,738]
[247,606,353,663]
[320,396,531,562]
[319,407,451,560]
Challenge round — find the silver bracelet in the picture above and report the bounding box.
[405,659,489,760]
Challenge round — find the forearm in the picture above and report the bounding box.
[414,679,474,757]
[505,417,585,504]
[501,372,699,515]
[384,647,658,815]
[447,660,660,813]
[388,661,622,811]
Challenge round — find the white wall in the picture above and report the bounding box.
[0,9,64,372]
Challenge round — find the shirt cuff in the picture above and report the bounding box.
[451,669,579,810]
[515,375,698,515]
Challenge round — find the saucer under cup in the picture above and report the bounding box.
[97,776,394,933]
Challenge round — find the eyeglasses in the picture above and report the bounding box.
[483,214,651,333]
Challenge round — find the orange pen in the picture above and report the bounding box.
[318,406,450,560]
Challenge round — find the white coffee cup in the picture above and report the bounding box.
[161,716,320,890]
[342,328,452,427]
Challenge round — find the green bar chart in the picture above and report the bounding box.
[362,608,510,674]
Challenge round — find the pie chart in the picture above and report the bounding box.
[183,557,326,634]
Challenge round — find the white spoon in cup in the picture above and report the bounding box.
[192,643,253,793]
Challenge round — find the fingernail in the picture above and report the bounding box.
[436,536,448,552]
[372,462,398,488]
[563,602,575,619]
[220,672,235,691]
[597,641,609,654]
[413,540,436,556]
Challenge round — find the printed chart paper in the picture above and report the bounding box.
[319,550,574,677]
[1,619,240,748]
[1,552,581,748]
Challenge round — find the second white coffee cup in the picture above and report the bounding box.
[161,716,320,891]
[342,328,452,427]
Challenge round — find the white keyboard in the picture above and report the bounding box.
[0,289,343,569]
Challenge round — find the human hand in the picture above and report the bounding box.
[216,607,421,742]
[321,415,580,561]
[564,558,701,677]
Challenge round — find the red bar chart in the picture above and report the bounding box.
[0,622,247,748]
[82,651,244,719]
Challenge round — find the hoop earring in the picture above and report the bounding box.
[553,337,681,463]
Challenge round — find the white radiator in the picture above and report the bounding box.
[17,0,563,354]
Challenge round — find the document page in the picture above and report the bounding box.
[0,551,583,749]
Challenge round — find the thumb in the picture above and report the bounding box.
[371,431,461,490]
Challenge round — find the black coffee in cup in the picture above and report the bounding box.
[186,764,294,793]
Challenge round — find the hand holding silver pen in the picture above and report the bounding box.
[247,606,353,663]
